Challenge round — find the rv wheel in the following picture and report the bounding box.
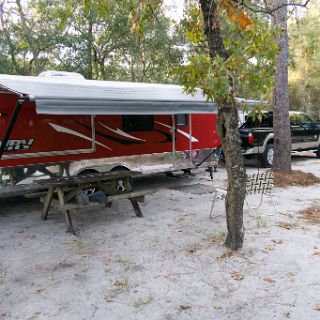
[111,166,130,172]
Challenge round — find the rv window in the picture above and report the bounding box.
[176,114,188,126]
[122,115,154,132]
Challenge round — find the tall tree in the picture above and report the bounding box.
[0,0,66,75]
[289,2,320,120]
[0,0,184,81]
[0,1,18,73]
[198,0,247,249]
[131,0,276,249]
[272,0,291,172]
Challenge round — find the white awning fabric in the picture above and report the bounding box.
[0,74,219,115]
[0,74,263,115]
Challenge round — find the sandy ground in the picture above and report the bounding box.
[1,154,320,320]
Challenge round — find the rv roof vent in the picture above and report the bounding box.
[38,70,85,80]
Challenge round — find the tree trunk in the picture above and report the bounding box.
[0,2,18,73]
[199,0,246,250]
[272,0,291,172]
[218,104,246,250]
[16,0,41,74]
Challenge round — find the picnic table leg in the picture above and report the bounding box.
[41,186,54,220]
[64,210,76,235]
[130,199,143,217]
[57,187,77,235]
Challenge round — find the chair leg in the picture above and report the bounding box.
[209,192,224,219]
[248,192,278,217]
[249,192,264,213]
[256,192,264,210]
[245,198,258,217]
[267,193,278,216]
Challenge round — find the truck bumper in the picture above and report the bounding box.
[241,146,261,155]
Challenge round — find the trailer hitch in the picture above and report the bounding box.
[207,165,214,180]
[196,146,221,180]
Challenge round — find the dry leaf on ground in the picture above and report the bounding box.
[273,170,320,188]
[230,272,244,282]
[262,245,275,253]
[285,272,296,277]
[271,239,283,244]
[216,251,233,260]
[180,305,192,311]
[278,222,297,230]
[263,277,276,284]
[299,206,320,224]
[314,304,320,311]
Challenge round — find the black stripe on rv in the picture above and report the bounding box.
[153,129,174,143]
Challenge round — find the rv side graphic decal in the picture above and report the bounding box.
[0,139,34,151]
[98,122,146,142]
[74,120,141,145]
[49,123,112,150]
[155,121,199,142]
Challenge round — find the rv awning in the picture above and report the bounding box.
[0,74,220,115]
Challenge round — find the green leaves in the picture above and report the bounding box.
[177,53,230,101]
[181,4,205,45]
[0,0,183,82]
[129,0,161,37]
[176,2,277,105]
[288,1,320,119]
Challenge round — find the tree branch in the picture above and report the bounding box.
[230,0,311,16]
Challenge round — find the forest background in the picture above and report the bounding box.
[0,0,319,120]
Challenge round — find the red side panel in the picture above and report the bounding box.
[0,93,93,167]
[0,93,221,169]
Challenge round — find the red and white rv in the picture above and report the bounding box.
[0,72,222,197]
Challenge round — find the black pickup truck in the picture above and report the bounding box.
[240,111,320,167]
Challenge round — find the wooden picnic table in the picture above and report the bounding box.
[32,171,153,235]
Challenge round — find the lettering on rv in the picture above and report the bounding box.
[0,139,34,152]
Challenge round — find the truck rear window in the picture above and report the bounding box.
[242,112,273,128]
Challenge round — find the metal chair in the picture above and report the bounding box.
[209,172,277,219]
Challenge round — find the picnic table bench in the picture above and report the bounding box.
[29,171,154,235]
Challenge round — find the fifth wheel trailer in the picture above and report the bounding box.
[0,73,224,197]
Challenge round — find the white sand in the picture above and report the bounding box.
[1,154,320,320]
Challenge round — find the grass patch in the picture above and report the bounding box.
[256,216,267,228]
[104,278,129,302]
[114,258,134,266]
[133,294,153,308]
[73,240,86,252]
[113,278,129,294]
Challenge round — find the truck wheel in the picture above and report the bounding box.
[260,144,274,167]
